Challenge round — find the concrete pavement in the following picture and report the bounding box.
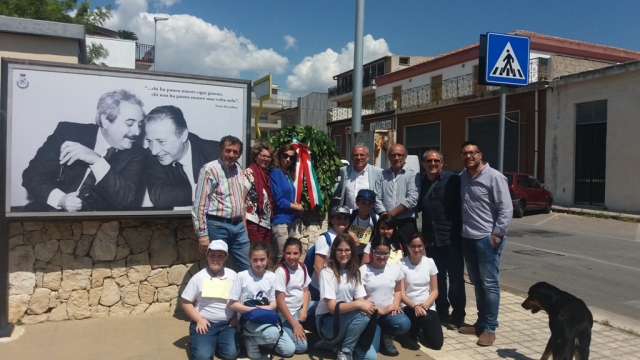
[1,282,639,359]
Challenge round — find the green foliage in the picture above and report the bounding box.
[86,42,108,66]
[0,0,112,31]
[117,29,138,41]
[269,125,342,217]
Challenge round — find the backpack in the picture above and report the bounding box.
[303,232,332,278]
[279,262,308,286]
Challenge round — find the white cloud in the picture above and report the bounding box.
[285,35,391,98]
[284,35,297,50]
[154,0,180,8]
[104,0,288,78]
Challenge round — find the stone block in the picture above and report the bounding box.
[8,294,30,323]
[49,303,68,321]
[127,252,151,283]
[34,240,59,261]
[178,239,203,263]
[44,222,73,241]
[91,305,110,319]
[89,287,102,307]
[91,262,111,288]
[34,261,47,270]
[114,275,130,287]
[90,221,119,261]
[82,221,102,235]
[9,245,35,272]
[49,251,61,266]
[121,284,140,306]
[157,285,179,303]
[100,278,120,307]
[109,301,134,317]
[43,265,62,291]
[9,222,23,237]
[27,288,51,315]
[147,268,169,288]
[75,235,93,257]
[123,227,152,254]
[23,222,43,232]
[22,313,49,324]
[138,283,156,304]
[149,229,178,269]
[168,265,189,285]
[60,256,92,292]
[145,302,170,314]
[59,240,76,254]
[72,222,83,241]
[67,290,90,320]
[48,291,59,308]
[131,303,149,315]
[110,259,127,278]
[118,234,127,246]
[35,271,43,288]
[115,244,131,261]
[9,235,24,249]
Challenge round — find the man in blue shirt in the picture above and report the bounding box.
[457,141,512,347]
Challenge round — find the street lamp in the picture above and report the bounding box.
[153,17,168,71]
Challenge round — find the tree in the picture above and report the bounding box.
[87,42,109,66]
[117,29,138,41]
[0,0,111,29]
[269,126,342,220]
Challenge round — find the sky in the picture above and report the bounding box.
[91,0,640,99]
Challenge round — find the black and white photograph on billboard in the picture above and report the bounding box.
[2,60,249,217]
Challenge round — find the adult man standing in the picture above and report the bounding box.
[457,141,512,346]
[144,105,219,209]
[418,150,465,330]
[374,143,420,241]
[22,89,146,212]
[333,143,382,210]
[192,135,249,271]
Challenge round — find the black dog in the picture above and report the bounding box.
[521,282,593,360]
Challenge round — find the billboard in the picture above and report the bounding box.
[1,59,250,218]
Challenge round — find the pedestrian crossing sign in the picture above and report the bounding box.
[483,33,530,86]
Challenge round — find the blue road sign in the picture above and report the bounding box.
[485,33,530,86]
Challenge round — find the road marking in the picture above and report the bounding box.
[624,300,640,310]
[636,224,640,242]
[508,240,640,273]
[534,214,558,226]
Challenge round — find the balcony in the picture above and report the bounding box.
[135,43,154,70]
[328,78,377,99]
[251,98,298,108]
[327,58,548,122]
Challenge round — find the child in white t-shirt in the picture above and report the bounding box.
[399,233,443,350]
[275,237,311,354]
[361,214,405,265]
[229,241,295,359]
[181,240,239,360]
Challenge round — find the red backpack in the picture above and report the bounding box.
[279,262,308,286]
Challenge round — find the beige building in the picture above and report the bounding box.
[545,60,640,212]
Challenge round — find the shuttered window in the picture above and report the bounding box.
[405,122,440,158]
[576,100,607,124]
[467,112,519,172]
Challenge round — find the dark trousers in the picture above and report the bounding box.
[396,218,417,250]
[404,307,443,350]
[426,243,466,325]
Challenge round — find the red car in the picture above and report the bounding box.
[503,172,553,218]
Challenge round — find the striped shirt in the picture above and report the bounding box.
[192,159,246,238]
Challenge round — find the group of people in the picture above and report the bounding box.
[183,135,513,360]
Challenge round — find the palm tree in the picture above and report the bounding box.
[117,29,138,41]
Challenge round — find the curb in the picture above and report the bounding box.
[551,205,640,221]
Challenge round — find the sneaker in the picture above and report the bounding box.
[244,337,262,359]
[336,350,353,360]
[445,322,460,331]
[477,331,496,346]
[458,322,483,336]
[380,334,399,356]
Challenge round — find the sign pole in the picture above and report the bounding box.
[498,85,506,172]
[351,0,364,146]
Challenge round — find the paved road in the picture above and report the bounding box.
[500,211,640,329]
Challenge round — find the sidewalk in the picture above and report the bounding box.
[552,205,640,220]
[1,282,639,359]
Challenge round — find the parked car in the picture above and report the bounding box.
[503,172,553,218]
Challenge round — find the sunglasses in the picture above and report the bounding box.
[281,154,296,160]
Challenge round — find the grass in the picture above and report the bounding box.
[14,319,23,326]
[596,319,640,336]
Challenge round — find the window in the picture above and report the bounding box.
[467,112,520,172]
[271,88,278,95]
[405,123,441,158]
[521,176,531,188]
[334,135,342,158]
[430,75,442,102]
[530,177,541,189]
[399,57,410,66]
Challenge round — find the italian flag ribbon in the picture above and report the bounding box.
[292,137,322,209]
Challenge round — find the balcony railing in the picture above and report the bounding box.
[328,78,377,98]
[328,58,548,122]
[136,43,155,63]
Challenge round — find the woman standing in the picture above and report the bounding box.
[244,142,275,244]
[399,233,443,350]
[270,143,304,261]
[360,234,411,357]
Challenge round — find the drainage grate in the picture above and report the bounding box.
[512,249,564,257]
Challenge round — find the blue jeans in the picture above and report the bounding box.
[461,235,505,333]
[189,320,239,360]
[316,310,373,357]
[207,219,250,271]
[282,310,308,353]
[379,312,411,336]
[244,320,295,357]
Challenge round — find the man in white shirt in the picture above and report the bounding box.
[334,143,383,210]
[144,105,218,209]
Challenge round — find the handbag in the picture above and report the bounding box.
[357,309,379,350]
[317,301,344,342]
[239,297,279,325]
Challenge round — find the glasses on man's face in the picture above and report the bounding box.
[460,150,480,157]
[424,159,442,164]
[372,250,390,257]
[409,245,424,250]
[281,154,296,161]
[389,153,406,158]
[336,249,352,254]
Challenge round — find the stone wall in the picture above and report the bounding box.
[8,217,327,324]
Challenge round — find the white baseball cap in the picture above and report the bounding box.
[207,240,228,254]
